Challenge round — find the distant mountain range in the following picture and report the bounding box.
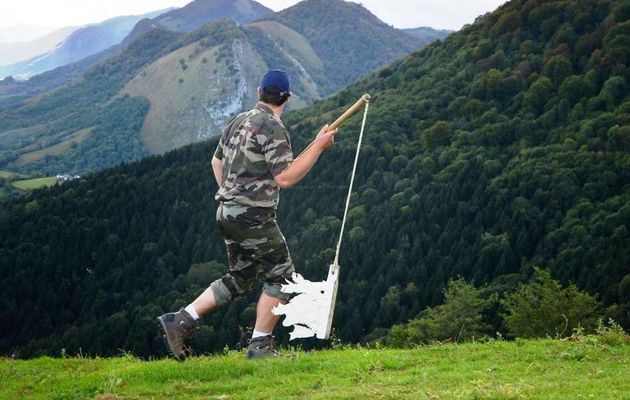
[0,27,78,67]
[0,0,448,173]
[0,9,169,80]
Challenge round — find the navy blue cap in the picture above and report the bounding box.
[260,69,291,97]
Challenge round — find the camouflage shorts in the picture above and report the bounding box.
[209,202,295,305]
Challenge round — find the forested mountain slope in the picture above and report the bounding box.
[0,28,184,175]
[265,0,420,90]
[0,45,122,107]
[123,0,272,42]
[0,0,265,106]
[0,0,435,174]
[0,0,268,105]
[1,0,629,358]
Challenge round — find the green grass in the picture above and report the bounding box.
[0,170,22,179]
[1,337,629,399]
[122,42,225,154]
[11,176,57,190]
[16,127,92,165]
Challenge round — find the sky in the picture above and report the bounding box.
[0,0,508,32]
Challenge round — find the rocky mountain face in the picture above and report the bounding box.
[121,0,436,153]
[121,22,270,153]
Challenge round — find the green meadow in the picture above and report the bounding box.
[2,336,628,399]
[10,176,57,191]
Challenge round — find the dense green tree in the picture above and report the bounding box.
[388,278,493,346]
[559,75,594,105]
[420,121,452,150]
[600,76,627,108]
[501,268,600,338]
[524,76,553,112]
[544,55,573,86]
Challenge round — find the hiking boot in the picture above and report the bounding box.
[246,335,281,359]
[157,308,199,362]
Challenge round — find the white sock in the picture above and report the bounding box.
[184,304,200,320]
[252,329,271,339]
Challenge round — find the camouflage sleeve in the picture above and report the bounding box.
[262,121,293,177]
[214,113,243,160]
[213,136,223,160]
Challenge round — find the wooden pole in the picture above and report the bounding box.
[296,94,370,158]
[328,94,371,131]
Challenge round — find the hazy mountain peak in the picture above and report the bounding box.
[152,0,273,32]
[0,26,79,67]
[0,9,173,80]
[403,26,453,46]
[279,0,379,19]
[264,0,420,88]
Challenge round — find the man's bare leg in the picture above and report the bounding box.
[254,292,285,333]
[246,292,285,359]
[189,287,218,317]
[190,289,283,332]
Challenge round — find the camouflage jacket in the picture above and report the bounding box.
[213,102,293,209]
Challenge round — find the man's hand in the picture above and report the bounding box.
[314,124,338,151]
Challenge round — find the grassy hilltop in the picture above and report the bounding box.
[1,336,629,399]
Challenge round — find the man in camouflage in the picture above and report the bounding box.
[158,69,337,360]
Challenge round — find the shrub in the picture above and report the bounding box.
[594,319,630,346]
[388,278,493,347]
[501,268,600,338]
